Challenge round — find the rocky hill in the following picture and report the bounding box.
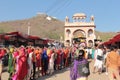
[0,14,117,41]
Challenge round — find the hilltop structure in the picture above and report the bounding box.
[64,13,96,47]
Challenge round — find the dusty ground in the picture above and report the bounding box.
[37,60,109,80]
[2,60,109,80]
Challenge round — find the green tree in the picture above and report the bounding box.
[0,29,4,34]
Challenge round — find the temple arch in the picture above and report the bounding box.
[73,29,86,38]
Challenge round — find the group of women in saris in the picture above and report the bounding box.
[7,46,73,80]
[8,47,29,80]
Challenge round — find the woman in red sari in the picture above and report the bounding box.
[35,47,41,77]
[56,49,61,70]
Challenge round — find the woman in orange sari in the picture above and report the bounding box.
[64,48,69,67]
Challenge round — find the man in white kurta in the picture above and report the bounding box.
[93,46,103,74]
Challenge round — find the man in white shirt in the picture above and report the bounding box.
[93,45,104,74]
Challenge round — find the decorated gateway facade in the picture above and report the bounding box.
[64,13,96,47]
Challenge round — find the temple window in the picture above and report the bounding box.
[66,29,71,37]
[88,29,93,37]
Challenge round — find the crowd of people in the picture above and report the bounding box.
[0,43,120,80]
[0,45,74,80]
[70,43,120,80]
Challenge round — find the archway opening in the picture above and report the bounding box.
[72,30,86,46]
[66,29,71,37]
[88,29,93,37]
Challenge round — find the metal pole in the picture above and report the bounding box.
[28,22,30,35]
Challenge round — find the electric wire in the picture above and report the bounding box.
[45,0,64,14]
[47,0,69,15]
[53,0,73,16]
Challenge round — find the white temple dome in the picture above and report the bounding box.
[73,13,86,18]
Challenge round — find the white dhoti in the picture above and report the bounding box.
[94,59,103,69]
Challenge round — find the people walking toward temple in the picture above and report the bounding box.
[8,47,15,80]
[0,48,6,80]
[48,49,55,75]
[70,49,90,80]
[27,47,34,80]
[41,47,48,76]
[93,44,104,74]
[35,47,41,77]
[106,45,120,80]
[32,48,36,80]
[103,46,110,75]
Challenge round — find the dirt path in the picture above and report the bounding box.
[2,60,109,80]
[37,60,109,80]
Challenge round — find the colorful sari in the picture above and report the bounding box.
[13,48,28,80]
[8,53,14,74]
[70,59,90,80]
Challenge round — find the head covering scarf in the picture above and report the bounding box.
[10,48,14,53]
[13,51,19,58]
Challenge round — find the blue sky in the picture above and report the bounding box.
[0,0,120,32]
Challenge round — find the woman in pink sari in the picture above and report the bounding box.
[13,47,28,80]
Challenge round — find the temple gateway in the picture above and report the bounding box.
[64,13,96,47]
